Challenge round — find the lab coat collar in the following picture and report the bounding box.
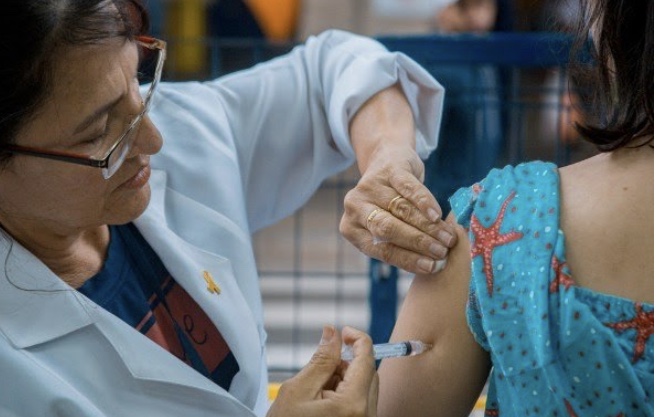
[0,232,95,348]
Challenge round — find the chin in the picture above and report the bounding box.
[109,183,152,225]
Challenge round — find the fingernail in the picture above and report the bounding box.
[429,243,447,258]
[428,208,441,223]
[433,259,447,273]
[417,257,436,274]
[320,326,335,345]
[438,230,454,246]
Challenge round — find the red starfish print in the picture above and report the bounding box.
[470,191,523,296]
[484,409,498,417]
[564,400,577,417]
[564,399,624,417]
[549,256,575,293]
[605,303,654,362]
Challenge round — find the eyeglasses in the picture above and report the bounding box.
[0,36,167,179]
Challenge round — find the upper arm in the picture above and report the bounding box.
[377,213,491,417]
[205,31,389,231]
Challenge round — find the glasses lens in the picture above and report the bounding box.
[101,40,163,179]
[103,121,139,179]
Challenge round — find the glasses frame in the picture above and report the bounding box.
[0,35,167,179]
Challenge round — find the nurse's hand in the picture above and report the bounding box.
[342,84,457,275]
[340,143,457,274]
[267,326,378,417]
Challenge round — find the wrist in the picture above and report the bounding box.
[358,140,416,175]
[349,84,416,174]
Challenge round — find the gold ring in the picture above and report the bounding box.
[387,195,404,212]
[366,208,382,231]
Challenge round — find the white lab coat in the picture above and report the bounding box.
[0,30,443,417]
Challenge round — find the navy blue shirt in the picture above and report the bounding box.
[78,223,239,391]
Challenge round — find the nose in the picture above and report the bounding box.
[128,115,163,158]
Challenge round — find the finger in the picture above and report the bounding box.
[388,169,444,224]
[387,196,456,247]
[322,374,342,393]
[335,327,376,400]
[367,372,379,417]
[349,228,447,274]
[289,325,342,397]
[365,207,450,261]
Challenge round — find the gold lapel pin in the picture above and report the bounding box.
[203,270,221,295]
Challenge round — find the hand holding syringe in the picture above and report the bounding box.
[341,340,431,361]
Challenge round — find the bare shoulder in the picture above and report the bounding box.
[558,149,654,303]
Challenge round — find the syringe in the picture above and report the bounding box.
[341,340,432,361]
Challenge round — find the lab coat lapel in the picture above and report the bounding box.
[0,237,94,348]
[133,170,263,409]
[90,308,255,416]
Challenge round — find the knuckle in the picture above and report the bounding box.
[309,349,336,368]
[419,220,443,240]
[413,193,430,209]
[342,190,359,213]
[377,216,395,238]
[339,216,352,238]
[412,233,428,251]
[379,163,395,178]
[394,199,412,219]
[354,178,377,196]
[398,180,414,196]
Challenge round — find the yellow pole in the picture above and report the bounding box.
[165,0,207,76]
[246,0,300,41]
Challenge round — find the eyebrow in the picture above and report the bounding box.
[73,94,124,135]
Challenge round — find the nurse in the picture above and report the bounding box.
[0,0,452,416]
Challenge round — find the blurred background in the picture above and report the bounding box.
[143,1,595,413]
[144,0,580,41]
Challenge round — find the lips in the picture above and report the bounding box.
[120,159,151,189]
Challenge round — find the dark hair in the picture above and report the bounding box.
[573,0,654,151]
[0,0,149,164]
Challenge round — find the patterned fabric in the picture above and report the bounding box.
[449,161,654,416]
[78,223,240,391]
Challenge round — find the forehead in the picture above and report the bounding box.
[13,38,139,147]
[50,38,137,105]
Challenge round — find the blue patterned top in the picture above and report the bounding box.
[449,161,654,417]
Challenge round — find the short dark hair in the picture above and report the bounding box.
[0,0,149,163]
[574,0,653,151]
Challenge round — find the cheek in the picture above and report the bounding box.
[55,176,108,210]
[6,161,110,221]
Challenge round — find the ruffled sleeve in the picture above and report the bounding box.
[450,161,562,372]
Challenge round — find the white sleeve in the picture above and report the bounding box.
[154,30,444,232]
